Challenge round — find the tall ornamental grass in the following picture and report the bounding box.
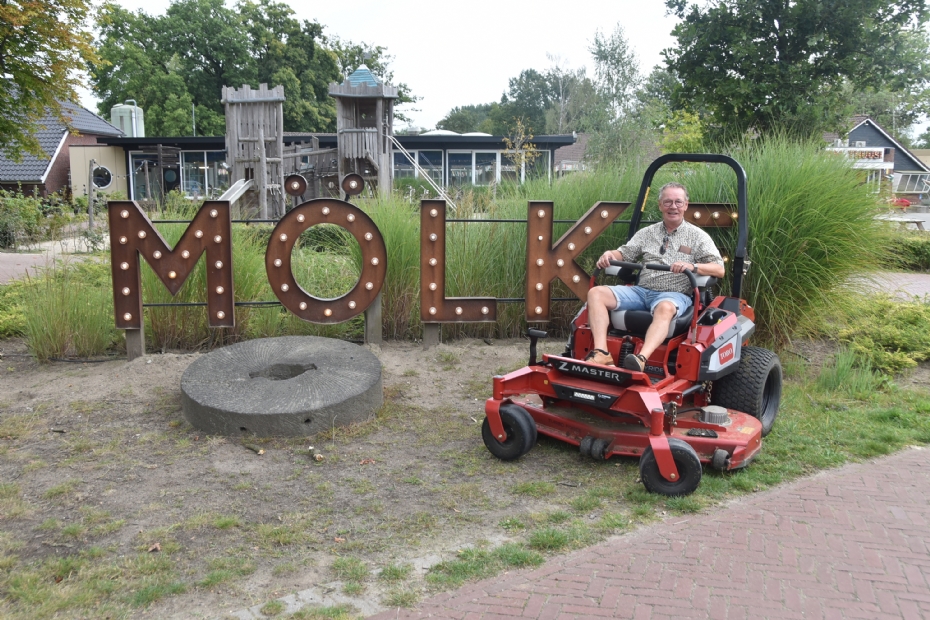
[358,136,889,344]
[673,137,893,344]
[142,209,361,352]
[22,261,119,361]
[354,197,421,339]
[359,162,653,340]
[16,138,892,356]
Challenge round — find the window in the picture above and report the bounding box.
[393,152,415,179]
[92,166,112,189]
[526,150,551,181]
[181,152,206,197]
[500,152,520,184]
[418,151,443,185]
[130,155,160,200]
[448,152,472,187]
[474,152,497,185]
[207,151,230,195]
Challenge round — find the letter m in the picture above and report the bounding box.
[108,200,234,329]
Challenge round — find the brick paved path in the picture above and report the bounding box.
[878,272,930,299]
[371,447,930,619]
[0,252,47,285]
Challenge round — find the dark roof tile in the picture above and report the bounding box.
[0,103,122,183]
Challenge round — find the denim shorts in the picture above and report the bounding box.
[608,286,692,317]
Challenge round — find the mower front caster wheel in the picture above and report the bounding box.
[639,438,702,496]
[482,404,537,461]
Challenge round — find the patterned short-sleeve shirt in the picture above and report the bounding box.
[617,221,723,295]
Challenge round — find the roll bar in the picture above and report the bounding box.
[627,154,749,299]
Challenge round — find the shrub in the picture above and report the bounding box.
[678,136,893,344]
[888,232,930,272]
[0,189,44,249]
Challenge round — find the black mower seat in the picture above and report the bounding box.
[601,267,716,339]
[609,305,694,339]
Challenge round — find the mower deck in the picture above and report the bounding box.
[486,353,762,472]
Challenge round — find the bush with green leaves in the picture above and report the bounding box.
[0,189,83,249]
[831,294,930,374]
[0,279,28,338]
[888,231,930,272]
[0,189,44,249]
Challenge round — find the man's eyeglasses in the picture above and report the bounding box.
[659,233,669,255]
[660,199,686,208]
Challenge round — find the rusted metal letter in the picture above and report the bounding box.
[525,201,630,321]
[265,198,387,323]
[108,200,235,329]
[420,199,497,323]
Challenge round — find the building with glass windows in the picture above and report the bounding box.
[75,132,575,202]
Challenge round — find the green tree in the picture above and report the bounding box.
[91,0,343,135]
[664,0,930,138]
[496,68,552,134]
[239,0,341,131]
[437,104,493,133]
[843,84,930,145]
[913,127,930,149]
[590,24,641,119]
[0,0,97,158]
[540,54,610,136]
[584,24,657,165]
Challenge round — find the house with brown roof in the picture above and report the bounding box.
[0,102,123,198]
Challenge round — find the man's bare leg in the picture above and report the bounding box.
[586,286,618,353]
[636,301,678,360]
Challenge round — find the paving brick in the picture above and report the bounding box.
[520,593,547,618]
[371,448,930,620]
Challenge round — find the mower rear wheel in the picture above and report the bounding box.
[639,438,702,496]
[482,404,537,461]
[712,346,782,436]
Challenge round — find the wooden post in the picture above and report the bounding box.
[125,328,144,361]
[143,161,151,203]
[87,158,96,228]
[364,292,382,347]
[258,108,267,219]
[275,90,284,217]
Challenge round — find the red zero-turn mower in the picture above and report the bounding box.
[482,154,782,496]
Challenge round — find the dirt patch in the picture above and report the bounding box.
[1,335,636,619]
[5,334,926,619]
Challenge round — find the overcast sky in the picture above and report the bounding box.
[81,0,680,131]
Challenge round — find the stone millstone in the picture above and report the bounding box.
[180,336,382,437]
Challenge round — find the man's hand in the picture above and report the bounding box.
[670,261,695,274]
[597,250,620,269]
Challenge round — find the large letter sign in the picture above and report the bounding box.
[108,200,235,329]
[265,199,387,322]
[108,196,638,337]
[525,201,630,321]
[419,200,497,323]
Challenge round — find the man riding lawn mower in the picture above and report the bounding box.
[481,154,782,496]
